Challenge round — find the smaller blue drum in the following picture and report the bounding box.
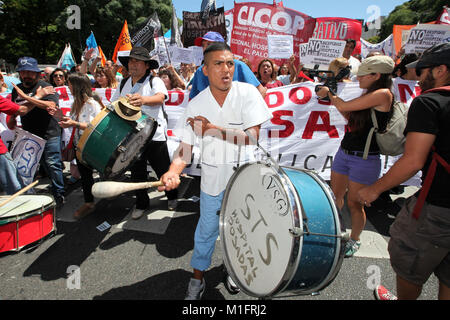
[220,163,346,298]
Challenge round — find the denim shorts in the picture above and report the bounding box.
[331,147,381,185]
[388,196,450,287]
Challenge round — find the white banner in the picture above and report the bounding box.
[405,24,450,54]
[1,82,422,185]
[11,128,46,186]
[360,34,394,59]
[267,34,294,59]
[302,38,346,69]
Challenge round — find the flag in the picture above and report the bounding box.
[98,46,107,67]
[200,0,216,21]
[86,32,99,58]
[57,43,76,71]
[171,2,183,47]
[130,12,162,52]
[112,20,132,65]
[436,6,450,25]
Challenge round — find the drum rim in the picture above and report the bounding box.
[283,167,344,295]
[0,194,56,225]
[219,162,304,298]
[76,108,109,161]
[77,110,157,179]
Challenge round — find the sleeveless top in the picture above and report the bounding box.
[341,109,390,153]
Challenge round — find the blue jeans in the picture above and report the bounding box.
[40,136,65,198]
[0,152,26,194]
[190,190,225,271]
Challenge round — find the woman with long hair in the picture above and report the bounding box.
[256,59,284,89]
[158,66,186,91]
[316,56,395,257]
[93,66,118,89]
[59,73,102,220]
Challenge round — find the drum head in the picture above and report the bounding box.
[220,162,303,298]
[0,195,55,223]
[109,116,157,177]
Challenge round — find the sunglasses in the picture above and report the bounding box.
[53,74,64,78]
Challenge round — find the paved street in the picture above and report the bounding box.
[0,166,439,308]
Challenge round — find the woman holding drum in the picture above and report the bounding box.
[316,55,395,257]
[59,73,102,220]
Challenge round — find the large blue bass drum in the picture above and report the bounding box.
[219,162,347,298]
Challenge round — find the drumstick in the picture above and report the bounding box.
[0,180,39,208]
[91,180,165,199]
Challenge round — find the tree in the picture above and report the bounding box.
[379,0,448,40]
[0,0,173,65]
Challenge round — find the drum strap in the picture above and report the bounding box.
[412,146,450,220]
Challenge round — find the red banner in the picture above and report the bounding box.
[312,17,362,54]
[230,2,316,71]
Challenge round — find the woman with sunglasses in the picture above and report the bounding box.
[316,55,395,257]
[50,68,67,87]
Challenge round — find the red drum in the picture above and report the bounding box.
[0,195,56,253]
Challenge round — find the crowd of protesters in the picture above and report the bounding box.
[1,31,449,302]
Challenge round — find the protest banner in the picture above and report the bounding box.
[182,7,227,48]
[0,80,422,183]
[230,2,315,71]
[10,128,46,186]
[393,24,416,54]
[267,34,294,59]
[360,34,394,59]
[189,46,204,66]
[225,8,234,46]
[312,17,362,54]
[404,24,450,54]
[171,47,195,64]
[301,38,346,69]
[392,77,421,106]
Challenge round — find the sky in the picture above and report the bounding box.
[172,0,408,22]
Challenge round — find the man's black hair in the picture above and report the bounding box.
[346,39,356,48]
[204,42,232,60]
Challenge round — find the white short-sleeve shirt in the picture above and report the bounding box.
[111,75,169,141]
[174,81,273,196]
[72,98,102,145]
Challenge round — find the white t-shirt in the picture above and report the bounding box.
[111,75,169,141]
[174,81,273,196]
[71,98,102,145]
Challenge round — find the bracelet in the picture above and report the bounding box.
[76,122,80,128]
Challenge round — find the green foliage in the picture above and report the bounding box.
[366,36,381,44]
[379,0,448,39]
[1,0,173,65]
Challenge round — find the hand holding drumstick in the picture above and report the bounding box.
[158,171,182,192]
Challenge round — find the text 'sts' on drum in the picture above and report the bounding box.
[220,163,345,298]
[0,195,56,253]
[76,108,157,179]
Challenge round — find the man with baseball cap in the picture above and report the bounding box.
[194,31,226,50]
[189,31,266,100]
[359,43,450,300]
[9,57,66,206]
[111,46,178,218]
